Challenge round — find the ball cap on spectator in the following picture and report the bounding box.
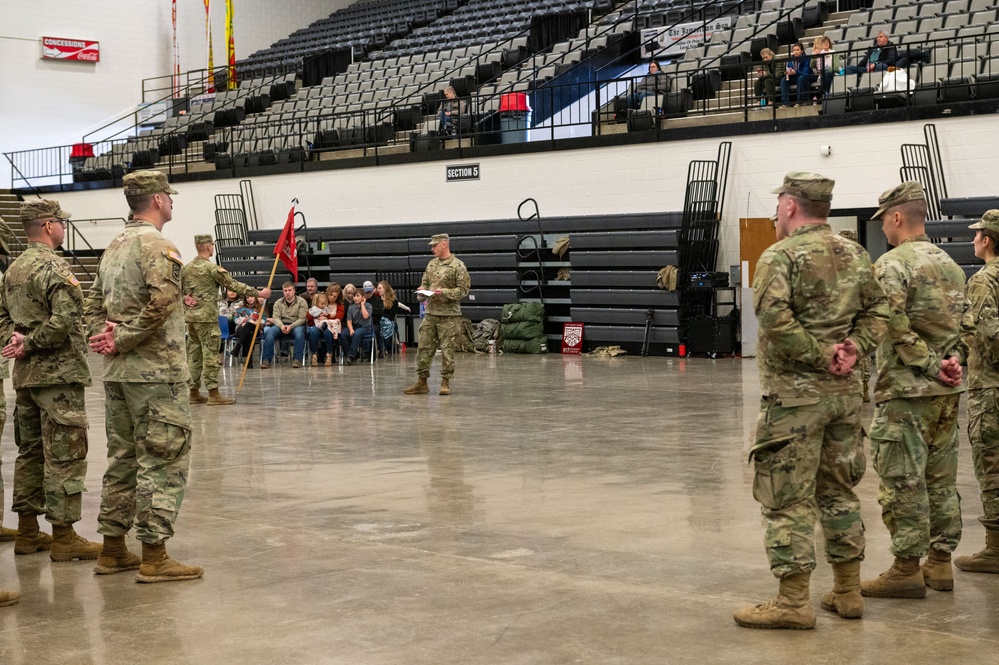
[194,234,213,245]
[871,181,925,220]
[969,209,999,234]
[20,199,71,223]
[429,233,449,245]
[123,170,178,196]
[362,280,375,293]
[771,172,835,202]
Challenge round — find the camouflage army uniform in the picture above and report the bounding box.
[0,243,91,528]
[965,256,999,533]
[83,219,192,545]
[0,340,7,535]
[752,224,888,577]
[182,256,256,391]
[871,234,973,558]
[415,254,471,380]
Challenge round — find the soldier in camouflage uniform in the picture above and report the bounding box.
[182,233,270,405]
[734,173,888,630]
[955,210,999,574]
[839,229,874,401]
[0,199,101,563]
[0,269,18,607]
[861,181,974,599]
[83,171,203,583]
[404,234,470,396]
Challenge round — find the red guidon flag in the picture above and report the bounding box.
[274,204,298,282]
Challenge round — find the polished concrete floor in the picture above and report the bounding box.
[1,352,998,664]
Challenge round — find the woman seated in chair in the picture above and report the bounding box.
[438,86,468,137]
[779,42,816,107]
[629,60,665,110]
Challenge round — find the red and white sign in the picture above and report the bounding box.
[562,322,584,355]
[42,37,100,62]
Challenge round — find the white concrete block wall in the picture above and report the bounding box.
[0,0,352,187]
[49,115,999,267]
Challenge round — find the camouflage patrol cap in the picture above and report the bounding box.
[771,172,835,202]
[194,234,213,245]
[429,233,450,245]
[871,181,925,220]
[122,170,178,196]
[969,209,999,234]
[839,229,859,242]
[20,199,71,223]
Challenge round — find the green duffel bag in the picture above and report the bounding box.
[500,320,545,341]
[501,337,549,354]
[500,301,545,324]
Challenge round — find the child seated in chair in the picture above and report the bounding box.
[342,289,373,365]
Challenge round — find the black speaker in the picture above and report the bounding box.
[687,316,734,356]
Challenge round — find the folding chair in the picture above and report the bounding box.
[218,316,236,367]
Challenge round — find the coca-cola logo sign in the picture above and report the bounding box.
[42,37,100,62]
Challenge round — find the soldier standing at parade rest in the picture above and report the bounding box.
[182,233,270,405]
[0,199,101,569]
[404,233,470,396]
[954,211,999,574]
[839,229,874,402]
[0,226,17,607]
[84,170,203,583]
[734,173,888,630]
[861,181,974,599]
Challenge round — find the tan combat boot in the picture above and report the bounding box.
[860,556,926,598]
[190,388,208,404]
[922,549,954,591]
[50,525,102,562]
[13,514,52,555]
[207,388,235,406]
[820,560,864,618]
[440,378,451,395]
[733,571,816,630]
[135,542,204,583]
[955,530,999,574]
[404,377,430,395]
[0,526,16,542]
[93,535,141,575]
[0,589,20,607]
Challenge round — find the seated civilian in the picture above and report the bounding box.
[343,283,357,305]
[629,60,665,110]
[303,277,320,305]
[754,48,777,106]
[843,31,898,83]
[437,86,468,136]
[363,280,385,357]
[342,288,373,365]
[307,293,332,366]
[218,289,242,337]
[378,280,411,352]
[811,35,840,98]
[234,294,265,368]
[322,283,346,364]
[261,281,307,369]
[779,42,816,107]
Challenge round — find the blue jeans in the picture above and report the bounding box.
[307,325,339,362]
[780,73,817,105]
[262,325,305,363]
[844,62,888,83]
[342,327,373,360]
[438,111,453,134]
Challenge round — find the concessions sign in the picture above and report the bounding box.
[562,322,584,355]
[42,37,100,62]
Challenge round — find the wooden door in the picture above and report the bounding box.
[739,217,777,286]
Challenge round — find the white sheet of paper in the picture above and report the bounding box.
[417,289,436,296]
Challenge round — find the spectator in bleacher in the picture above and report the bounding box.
[260,282,307,369]
[438,86,468,137]
[754,48,778,107]
[811,35,840,99]
[379,280,411,352]
[342,289,373,365]
[234,294,265,368]
[363,280,385,358]
[843,31,898,83]
[779,42,816,107]
[629,60,665,110]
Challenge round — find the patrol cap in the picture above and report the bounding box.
[20,199,71,223]
[428,233,449,245]
[771,172,835,202]
[871,181,925,220]
[123,170,178,196]
[969,209,999,234]
[839,229,859,242]
[362,280,375,293]
[194,234,213,245]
